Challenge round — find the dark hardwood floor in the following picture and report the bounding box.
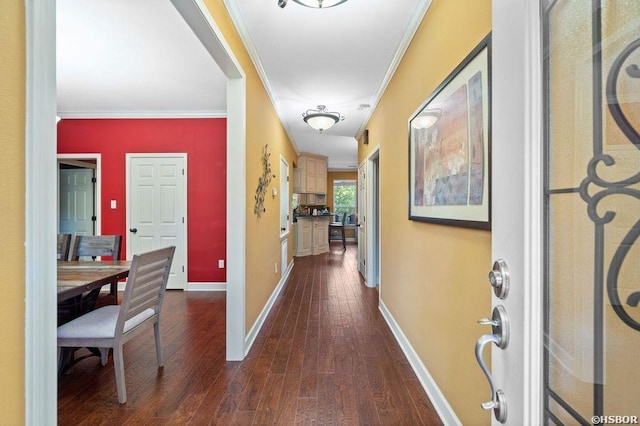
[58,244,442,425]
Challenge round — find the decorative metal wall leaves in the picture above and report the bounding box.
[254,144,275,218]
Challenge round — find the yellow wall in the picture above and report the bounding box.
[203,0,298,331]
[360,0,492,423]
[0,0,26,423]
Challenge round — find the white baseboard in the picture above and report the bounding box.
[379,300,461,426]
[117,281,227,291]
[187,282,226,291]
[244,259,294,356]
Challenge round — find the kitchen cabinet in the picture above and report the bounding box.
[312,217,329,255]
[292,167,303,193]
[295,153,327,195]
[294,216,329,256]
[297,193,326,206]
[294,218,313,257]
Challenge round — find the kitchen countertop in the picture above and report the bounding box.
[293,214,333,222]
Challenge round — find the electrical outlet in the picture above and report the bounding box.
[274,262,278,274]
[218,259,224,269]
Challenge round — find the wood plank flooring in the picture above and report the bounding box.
[58,244,442,424]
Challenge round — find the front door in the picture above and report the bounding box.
[488,1,640,424]
[127,154,187,290]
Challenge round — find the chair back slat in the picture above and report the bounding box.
[116,246,175,335]
[71,235,122,260]
[57,234,72,261]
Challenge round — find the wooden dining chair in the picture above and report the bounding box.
[71,235,122,307]
[57,246,175,404]
[328,212,347,249]
[57,233,72,261]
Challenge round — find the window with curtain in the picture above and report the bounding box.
[333,180,356,223]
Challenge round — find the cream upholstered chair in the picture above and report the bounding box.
[57,246,175,404]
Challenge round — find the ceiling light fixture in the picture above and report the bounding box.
[302,105,344,132]
[291,0,349,8]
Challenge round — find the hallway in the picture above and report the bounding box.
[58,245,441,424]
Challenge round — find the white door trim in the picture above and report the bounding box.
[25,0,247,422]
[25,0,57,422]
[279,155,290,239]
[57,153,102,236]
[125,153,188,290]
[168,0,247,361]
[492,0,543,423]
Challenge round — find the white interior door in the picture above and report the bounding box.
[489,1,640,424]
[127,154,187,290]
[59,167,95,237]
[366,150,380,288]
[357,161,367,278]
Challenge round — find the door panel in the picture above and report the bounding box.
[358,162,366,277]
[544,1,640,422]
[129,155,186,290]
[59,168,95,237]
[489,0,640,423]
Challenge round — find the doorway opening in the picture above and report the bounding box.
[57,154,101,238]
[25,0,247,421]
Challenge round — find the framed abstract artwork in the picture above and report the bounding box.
[408,34,491,230]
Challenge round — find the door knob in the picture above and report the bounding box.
[129,228,138,233]
[488,259,510,299]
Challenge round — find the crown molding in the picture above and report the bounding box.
[355,0,433,139]
[57,110,227,119]
[222,0,300,156]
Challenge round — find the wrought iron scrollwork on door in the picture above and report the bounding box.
[579,37,640,332]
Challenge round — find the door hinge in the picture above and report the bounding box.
[287,175,289,182]
[287,214,289,220]
[91,177,97,183]
[182,168,185,176]
[182,217,185,224]
[182,265,185,273]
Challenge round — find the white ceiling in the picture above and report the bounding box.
[57,0,430,170]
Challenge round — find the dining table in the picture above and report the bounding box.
[57,260,131,303]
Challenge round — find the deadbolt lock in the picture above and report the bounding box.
[488,259,510,299]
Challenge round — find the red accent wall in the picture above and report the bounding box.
[58,118,226,283]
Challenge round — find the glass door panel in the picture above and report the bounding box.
[544,0,640,423]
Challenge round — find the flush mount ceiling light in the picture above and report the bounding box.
[411,108,442,129]
[302,105,344,132]
[290,0,349,8]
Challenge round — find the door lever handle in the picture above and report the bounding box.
[477,318,499,326]
[474,305,509,423]
[475,333,507,422]
[129,228,138,233]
